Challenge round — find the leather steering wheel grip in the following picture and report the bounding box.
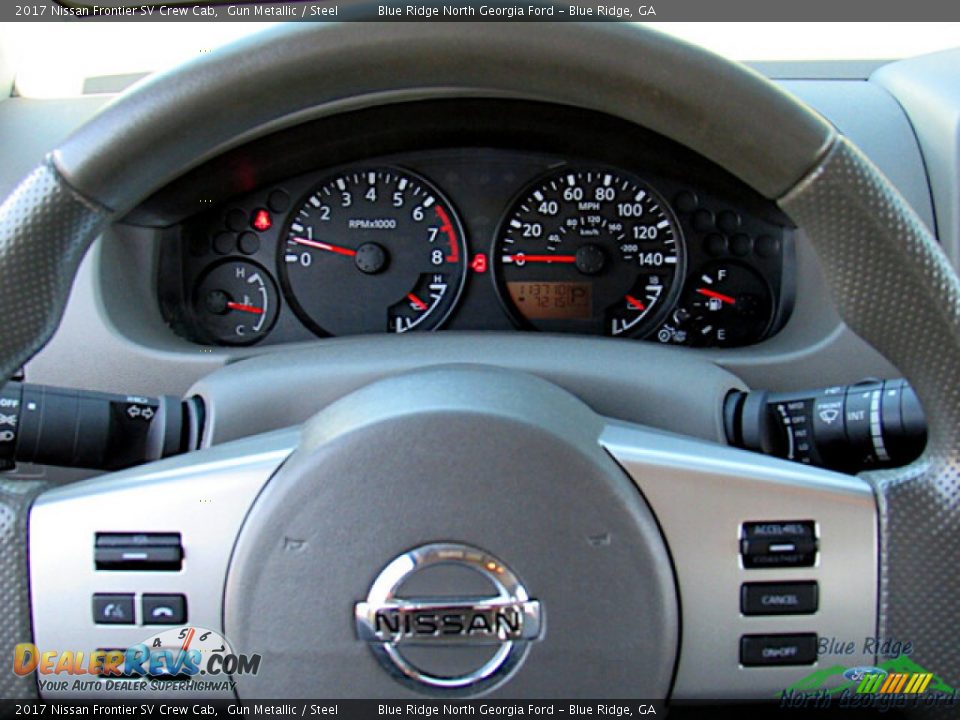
[782,136,960,687]
[0,21,957,696]
[0,161,108,381]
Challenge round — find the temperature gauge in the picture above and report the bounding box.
[387,273,457,333]
[655,262,774,347]
[193,260,279,345]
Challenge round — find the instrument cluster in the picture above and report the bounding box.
[159,148,793,348]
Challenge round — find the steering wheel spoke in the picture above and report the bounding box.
[601,421,878,699]
[28,431,297,699]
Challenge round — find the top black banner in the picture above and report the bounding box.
[6,0,960,22]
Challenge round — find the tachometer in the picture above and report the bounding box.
[493,168,684,337]
[280,167,467,335]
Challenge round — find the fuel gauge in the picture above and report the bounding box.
[655,261,773,347]
[193,260,279,345]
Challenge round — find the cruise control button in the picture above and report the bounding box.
[741,520,817,568]
[92,594,135,625]
[742,582,818,615]
[741,634,818,666]
[142,594,187,625]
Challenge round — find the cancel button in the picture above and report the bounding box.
[741,581,818,616]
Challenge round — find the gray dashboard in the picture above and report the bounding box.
[1,51,957,475]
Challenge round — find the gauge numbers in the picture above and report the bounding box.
[280,167,467,336]
[493,168,684,338]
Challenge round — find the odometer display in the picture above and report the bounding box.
[279,167,467,336]
[493,168,684,337]
[506,281,592,320]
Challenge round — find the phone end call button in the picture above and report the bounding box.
[142,594,187,625]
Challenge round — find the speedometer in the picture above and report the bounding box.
[279,167,467,336]
[492,168,684,338]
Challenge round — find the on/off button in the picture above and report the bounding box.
[741,634,818,666]
[742,581,818,616]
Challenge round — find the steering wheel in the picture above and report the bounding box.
[1,22,957,702]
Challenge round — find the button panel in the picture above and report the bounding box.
[741,581,818,616]
[740,634,818,666]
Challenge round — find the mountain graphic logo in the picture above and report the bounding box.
[783,655,955,697]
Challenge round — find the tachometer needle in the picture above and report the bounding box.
[502,253,577,265]
[407,293,428,311]
[696,288,736,305]
[625,295,646,311]
[226,302,264,315]
[179,627,196,653]
[290,236,357,257]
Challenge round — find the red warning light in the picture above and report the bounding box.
[471,253,488,274]
[251,208,272,232]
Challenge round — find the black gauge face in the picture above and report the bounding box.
[655,261,774,347]
[193,260,279,345]
[279,167,467,335]
[492,168,684,337]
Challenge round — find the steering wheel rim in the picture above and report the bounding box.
[1,20,958,699]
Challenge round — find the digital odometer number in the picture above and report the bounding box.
[279,167,467,336]
[493,168,684,337]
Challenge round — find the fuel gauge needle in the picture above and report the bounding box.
[696,288,736,305]
[290,236,357,257]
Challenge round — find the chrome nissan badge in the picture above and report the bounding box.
[355,543,543,695]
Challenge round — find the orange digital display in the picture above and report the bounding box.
[507,281,592,320]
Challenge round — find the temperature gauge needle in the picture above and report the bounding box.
[226,302,264,315]
[290,236,357,257]
[407,293,428,311]
[696,288,737,305]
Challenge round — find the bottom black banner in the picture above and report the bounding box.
[0,701,668,720]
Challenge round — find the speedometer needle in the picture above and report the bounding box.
[290,236,357,257]
[502,253,577,265]
[697,288,736,305]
